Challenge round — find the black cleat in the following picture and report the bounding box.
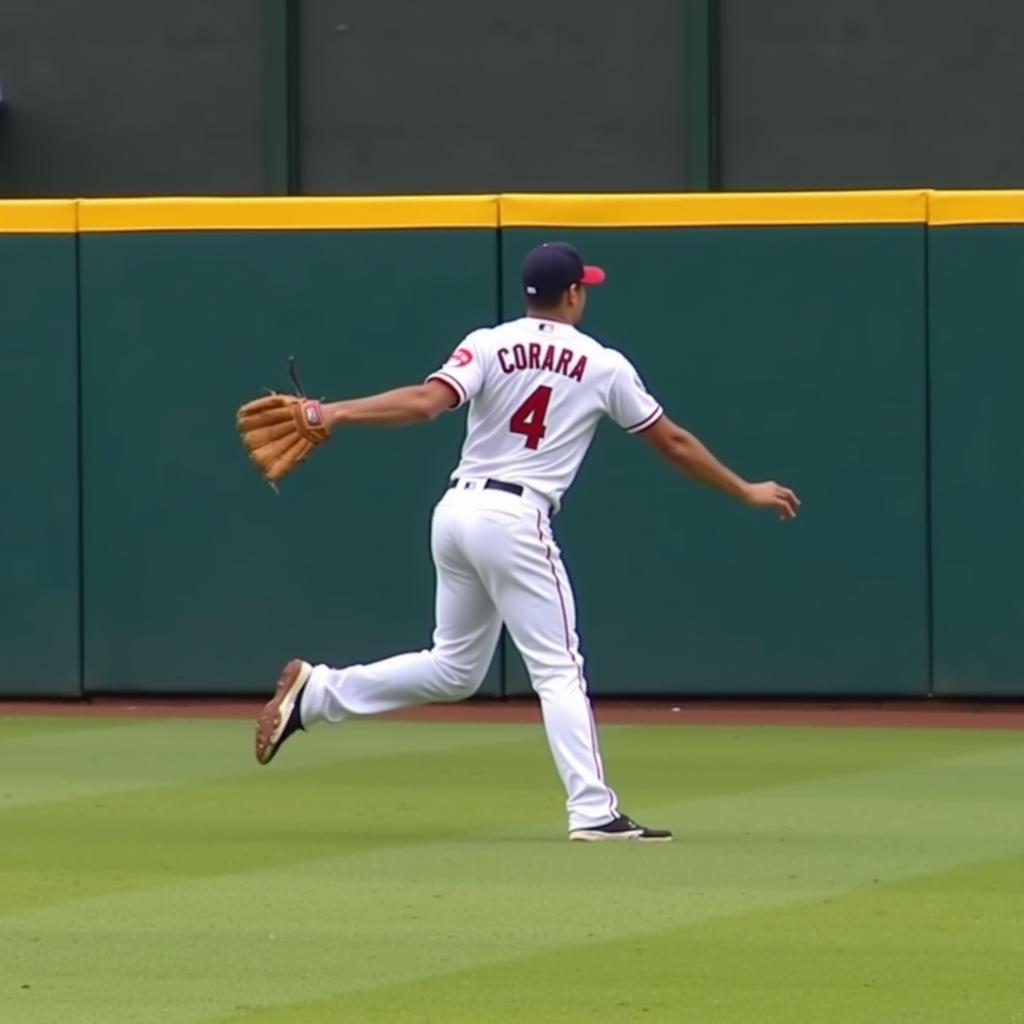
[569,814,673,843]
[254,659,311,765]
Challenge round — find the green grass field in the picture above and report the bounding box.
[1,714,1022,1023]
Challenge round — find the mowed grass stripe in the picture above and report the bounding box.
[0,718,542,810]
[0,725,554,914]
[2,720,1020,916]
[229,852,1022,1024]
[596,721,1024,801]
[8,773,1017,1024]
[4,715,1016,812]
[0,716,140,743]
[2,724,1022,1023]
[2,719,1015,915]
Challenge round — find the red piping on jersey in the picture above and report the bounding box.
[535,509,617,819]
[626,405,664,434]
[427,371,468,406]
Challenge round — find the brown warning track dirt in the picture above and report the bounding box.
[2,696,1024,729]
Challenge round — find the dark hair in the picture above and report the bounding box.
[525,289,567,313]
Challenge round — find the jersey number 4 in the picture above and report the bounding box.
[509,385,552,450]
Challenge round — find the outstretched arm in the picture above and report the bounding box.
[641,415,800,520]
[323,380,457,429]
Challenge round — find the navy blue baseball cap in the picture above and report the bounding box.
[522,242,606,299]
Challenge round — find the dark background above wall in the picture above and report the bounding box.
[2,1,1023,199]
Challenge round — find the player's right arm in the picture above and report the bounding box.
[322,330,489,430]
[323,381,455,428]
[641,416,800,520]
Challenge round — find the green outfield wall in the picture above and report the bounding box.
[928,193,1024,697]
[1,191,1022,698]
[501,193,930,696]
[0,203,81,697]
[76,198,502,694]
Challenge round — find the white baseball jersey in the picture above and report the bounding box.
[427,316,663,510]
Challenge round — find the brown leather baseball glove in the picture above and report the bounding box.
[235,393,331,486]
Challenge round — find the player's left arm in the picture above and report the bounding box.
[323,379,456,429]
[605,351,799,520]
[642,414,800,520]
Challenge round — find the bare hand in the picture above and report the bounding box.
[744,481,800,520]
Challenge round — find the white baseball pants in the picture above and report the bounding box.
[300,479,619,831]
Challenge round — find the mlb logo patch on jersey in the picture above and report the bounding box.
[447,347,474,367]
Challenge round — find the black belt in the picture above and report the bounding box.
[449,478,524,497]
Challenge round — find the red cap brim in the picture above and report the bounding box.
[581,265,606,286]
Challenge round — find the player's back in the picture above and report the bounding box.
[429,317,662,509]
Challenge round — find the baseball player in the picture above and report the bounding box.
[238,242,799,842]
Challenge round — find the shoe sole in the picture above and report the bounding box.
[568,830,673,843]
[254,658,312,766]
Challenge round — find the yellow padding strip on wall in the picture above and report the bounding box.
[8,192,1024,233]
[929,191,1024,226]
[0,201,78,233]
[78,195,501,232]
[500,191,929,227]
